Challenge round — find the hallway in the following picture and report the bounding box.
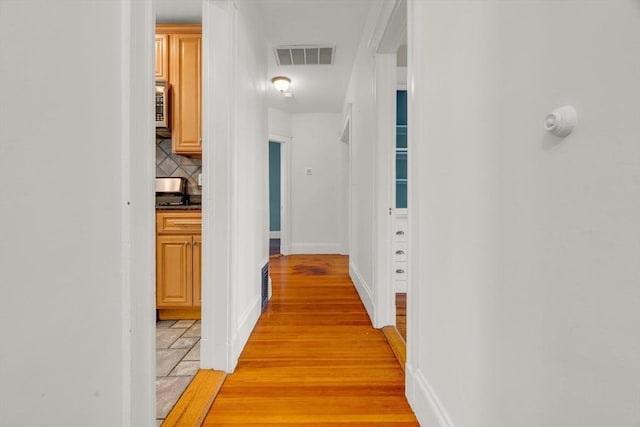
[202,255,418,425]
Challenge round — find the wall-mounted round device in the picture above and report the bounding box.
[543,105,577,137]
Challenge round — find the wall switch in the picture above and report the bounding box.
[305,168,312,175]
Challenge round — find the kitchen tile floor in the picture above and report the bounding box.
[156,319,200,426]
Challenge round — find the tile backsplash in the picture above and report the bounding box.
[156,138,202,195]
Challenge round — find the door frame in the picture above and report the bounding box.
[268,134,292,255]
[200,0,237,372]
[125,0,156,424]
[373,52,396,328]
[369,0,407,328]
[340,103,352,256]
[126,0,244,422]
[129,0,409,422]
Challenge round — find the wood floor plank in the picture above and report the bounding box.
[382,326,407,372]
[203,255,418,426]
[163,369,226,427]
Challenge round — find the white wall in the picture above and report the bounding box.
[289,114,345,254]
[201,0,268,372]
[0,1,155,426]
[397,66,407,86]
[407,1,640,426]
[268,107,292,139]
[232,0,268,360]
[342,0,385,322]
[267,110,347,255]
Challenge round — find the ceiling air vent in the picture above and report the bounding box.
[275,45,335,66]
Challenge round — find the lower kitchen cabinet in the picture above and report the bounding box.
[156,211,201,320]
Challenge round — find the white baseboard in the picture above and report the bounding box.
[290,243,342,254]
[406,364,454,427]
[269,231,281,239]
[231,296,261,364]
[349,262,374,325]
[339,242,349,256]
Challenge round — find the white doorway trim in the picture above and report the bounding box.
[269,133,292,255]
[373,52,397,328]
[340,104,352,256]
[369,0,407,328]
[200,0,237,372]
[124,0,155,424]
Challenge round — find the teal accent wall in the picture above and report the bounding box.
[269,141,281,231]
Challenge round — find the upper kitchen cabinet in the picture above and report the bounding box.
[156,24,202,156]
[155,34,168,81]
[170,33,201,155]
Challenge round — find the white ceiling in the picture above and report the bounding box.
[258,0,372,114]
[155,0,202,23]
[155,0,373,114]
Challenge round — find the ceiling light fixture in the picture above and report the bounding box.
[272,76,291,93]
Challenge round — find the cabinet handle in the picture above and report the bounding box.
[395,250,405,255]
[192,239,198,246]
[173,221,202,225]
[198,138,202,144]
[395,230,405,235]
[396,269,405,274]
[184,240,190,246]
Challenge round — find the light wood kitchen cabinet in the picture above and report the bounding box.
[156,24,202,156]
[170,33,201,155]
[156,211,201,320]
[156,234,194,307]
[155,34,168,81]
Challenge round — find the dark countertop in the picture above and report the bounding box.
[155,205,202,211]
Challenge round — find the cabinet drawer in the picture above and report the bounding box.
[394,218,408,242]
[157,212,202,234]
[393,262,408,281]
[393,242,408,261]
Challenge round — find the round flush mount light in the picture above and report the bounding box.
[272,76,291,93]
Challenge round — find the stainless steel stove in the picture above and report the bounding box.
[155,177,187,206]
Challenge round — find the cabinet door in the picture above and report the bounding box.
[192,235,202,307]
[156,235,193,307]
[171,33,202,155]
[155,34,169,81]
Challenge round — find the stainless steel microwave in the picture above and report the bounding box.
[155,80,170,129]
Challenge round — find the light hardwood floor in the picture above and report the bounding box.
[202,254,418,426]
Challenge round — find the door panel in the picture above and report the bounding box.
[156,235,193,307]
